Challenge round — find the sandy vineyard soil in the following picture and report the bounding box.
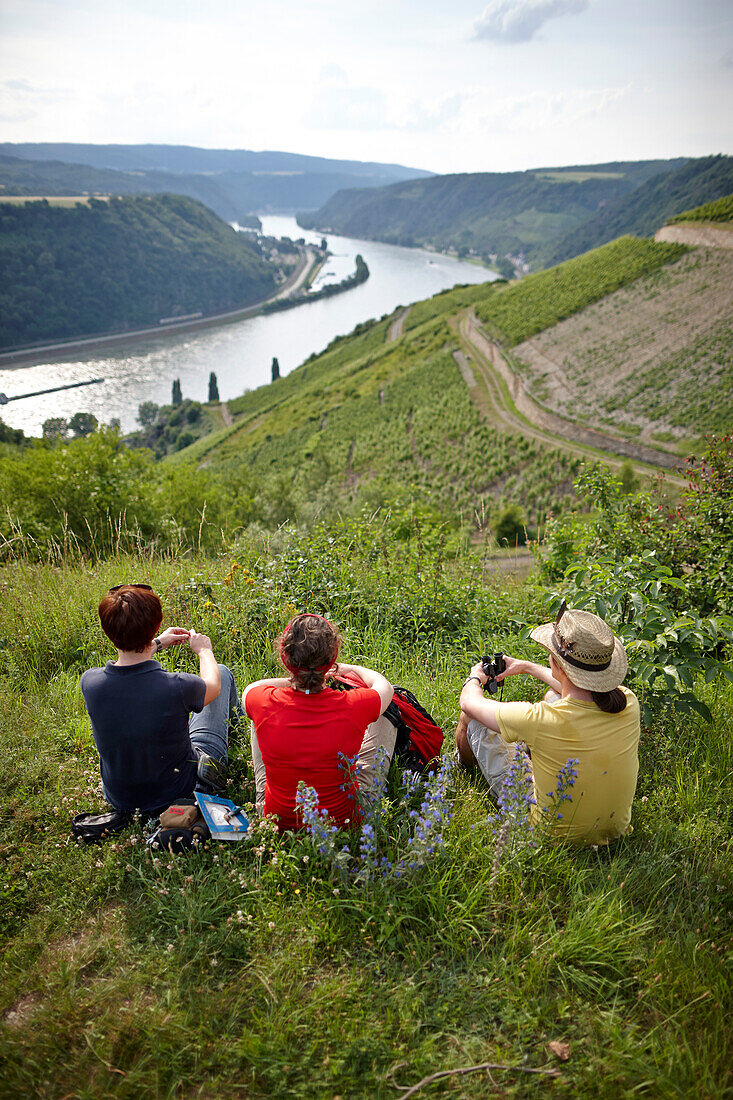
[511,245,733,446]
[456,314,683,475]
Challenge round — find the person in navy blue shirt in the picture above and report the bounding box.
[81,584,240,814]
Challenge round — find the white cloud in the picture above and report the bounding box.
[0,78,71,124]
[477,85,629,132]
[304,72,467,134]
[472,0,589,44]
[304,83,389,131]
[397,93,468,133]
[318,64,349,85]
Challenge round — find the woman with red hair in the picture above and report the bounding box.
[81,584,241,815]
[243,613,395,831]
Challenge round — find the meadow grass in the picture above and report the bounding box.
[1,523,731,1099]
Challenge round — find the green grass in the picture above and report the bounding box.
[0,521,731,1098]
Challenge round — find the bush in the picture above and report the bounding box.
[560,551,733,724]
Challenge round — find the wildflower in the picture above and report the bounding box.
[268,921,275,930]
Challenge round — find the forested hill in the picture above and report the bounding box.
[298,156,732,269]
[543,155,733,266]
[0,194,281,349]
[0,144,431,219]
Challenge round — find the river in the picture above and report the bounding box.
[0,215,497,435]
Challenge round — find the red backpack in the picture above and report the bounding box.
[331,671,444,774]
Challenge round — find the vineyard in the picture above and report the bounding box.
[192,311,581,534]
[474,236,686,346]
[180,235,700,532]
[511,245,733,444]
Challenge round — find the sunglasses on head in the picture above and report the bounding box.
[108,583,154,593]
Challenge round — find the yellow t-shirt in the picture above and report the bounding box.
[497,687,640,844]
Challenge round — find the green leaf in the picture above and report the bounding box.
[685,698,713,723]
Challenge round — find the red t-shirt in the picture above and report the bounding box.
[245,684,382,831]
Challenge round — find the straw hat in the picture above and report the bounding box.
[530,600,627,691]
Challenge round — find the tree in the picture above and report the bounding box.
[0,418,24,445]
[137,402,159,429]
[68,411,98,438]
[619,458,638,495]
[208,372,220,403]
[171,378,182,406]
[271,357,280,382]
[42,417,68,442]
[494,504,527,547]
[496,257,515,280]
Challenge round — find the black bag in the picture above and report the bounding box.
[71,809,133,845]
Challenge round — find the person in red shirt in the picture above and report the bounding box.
[243,614,394,830]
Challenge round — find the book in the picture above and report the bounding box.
[194,792,250,841]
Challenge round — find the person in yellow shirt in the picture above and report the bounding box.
[456,601,640,845]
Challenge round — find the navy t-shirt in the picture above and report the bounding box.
[80,660,206,812]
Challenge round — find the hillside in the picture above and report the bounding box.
[542,155,733,266]
[297,158,687,265]
[511,243,733,447]
[0,144,431,218]
[0,194,286,349]
[172,235,693,542]
[298,157,733,270]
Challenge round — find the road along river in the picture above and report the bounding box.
[0,216,497,435]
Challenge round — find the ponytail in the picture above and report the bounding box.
[591,687,627,713]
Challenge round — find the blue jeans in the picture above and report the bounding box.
[189,664,244,763]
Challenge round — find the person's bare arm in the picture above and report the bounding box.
[459,662,502,732]
[188,630,221,705]
[335,663,393,713]
[497,655,561,694]
[460,653,562,731]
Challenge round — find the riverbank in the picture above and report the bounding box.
[0,247,318,369]
[0,217,497,435]
[262,254,369,314]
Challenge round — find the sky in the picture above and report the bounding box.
[0,0,731,174]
